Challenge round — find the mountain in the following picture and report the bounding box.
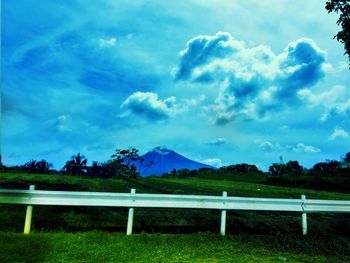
[133,147,213,176]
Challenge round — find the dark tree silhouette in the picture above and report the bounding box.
[109,148,141,178]
[326,0,350,67]
[22,159,53,173]
[311,160,341,176]
[269,161,304,176]
[62,153,88,176]
[111,148,140,166]
[219,163,260,173]
[23,160,38,172]
[344,152,350,163]
[87,161,115,178]
[36,160,53,173]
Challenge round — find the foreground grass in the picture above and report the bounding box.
[1,232,349,263]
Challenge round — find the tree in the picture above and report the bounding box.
[285,160,304,176]
[22,159,53,173]
[269,163,286,176]
[269,161,304,176]
[311,160,341,176]
[62,153,88,176]
[23,160,38,172]
[36,160,53,173]
[87,161,115,178]
[326,0,350,67]
[111,148,140,166]
[218,163,261,174]
[109,148,141,178]
[344,152,350,163]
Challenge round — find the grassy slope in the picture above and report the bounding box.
[1,172,350,262]
[2,172,349,199]
[1,232,349,263]
[0,172,349,234]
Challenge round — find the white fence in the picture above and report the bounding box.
[0,185,349,236]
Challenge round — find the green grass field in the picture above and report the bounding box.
[0,172,349,262]
[1,232,349,263]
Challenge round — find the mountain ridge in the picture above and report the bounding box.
[133,147,213,176]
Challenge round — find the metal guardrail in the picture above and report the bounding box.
[1,186,349,235]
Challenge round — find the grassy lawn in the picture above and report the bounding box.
[0,172,349,236]
[1,232,350,263]
[0,172,349,262]
[142,177,350,199]
[1,172,350,200]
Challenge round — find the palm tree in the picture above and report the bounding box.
[62,153,88,176]
[36,160,53,173]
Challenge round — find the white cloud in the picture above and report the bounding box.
[298,85,346,107]
[47,114,72,133]
[329,127,349,140]
[259,141,320,153]
[259,141,290,151]
[321,99,350,122]
[292,143,320,153]
[120,91,206,121]
[120,92,179,121]
[201,158,222,168]
[99,37,117,47]
[175,32,328,124]
[206,137,226,146]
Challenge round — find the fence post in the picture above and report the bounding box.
[126,188,136,235]
[220,191,227,236]
[24,185,35,234]
[301,194,307,235]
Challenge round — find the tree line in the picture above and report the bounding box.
[1,150,349,178]
[0,148,144,178]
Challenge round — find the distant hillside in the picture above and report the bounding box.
[134,147,213,176]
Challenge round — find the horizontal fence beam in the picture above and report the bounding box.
[0,189,349,213]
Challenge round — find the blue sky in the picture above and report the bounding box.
[2,0,350,170]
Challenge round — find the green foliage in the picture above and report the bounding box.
[22,159,53,173]
[0,232,349,263]
[310,160,346,176]
[61,153,88,176]
[344,152,350,163]
[326,0,350,67]
[269,161,304,176]
[219,163,261,174]
[160,164,261,179]
[108,148,141,179]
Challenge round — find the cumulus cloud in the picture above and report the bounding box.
[201,158,222,167]
[120,92,180,121]
[174,32,244,81]
[321,99,350,122]
[292,143,320,153]
[98,37,117,47]
[120,91,206,121]
[175,32,327,124]
[206,137,226,146]
[298,85,346,107]
[259,141,290,151]
[329,127,349,140]
[259,141,320,153]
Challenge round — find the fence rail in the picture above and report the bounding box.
[1,186,349,235]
